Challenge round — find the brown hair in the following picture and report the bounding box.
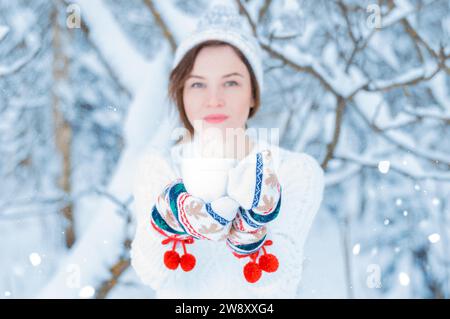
[168,40,261,139]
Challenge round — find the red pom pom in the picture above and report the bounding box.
[259,254,279,273]
[164,250,180,270]
[243,261,262,283]
[180,253,196,272]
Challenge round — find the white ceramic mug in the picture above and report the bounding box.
[181,157,237,202]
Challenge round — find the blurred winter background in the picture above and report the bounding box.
[0,0,449,299]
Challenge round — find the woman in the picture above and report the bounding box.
[130,1,324,298]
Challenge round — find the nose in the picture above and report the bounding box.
[206,86,224,108]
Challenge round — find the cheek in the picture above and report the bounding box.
[225,96,251,127]
[225,88,252,115]
[183,90,204,119]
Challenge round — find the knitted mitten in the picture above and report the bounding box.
[148,149,282,281]
[150,179,240,271]
[227,149,281,212]
[226,150,282,283]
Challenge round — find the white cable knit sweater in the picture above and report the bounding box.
[130,138,324,298]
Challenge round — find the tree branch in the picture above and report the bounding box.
[335,153,450,181]
[350,101,450,166]
[143,0,177,53]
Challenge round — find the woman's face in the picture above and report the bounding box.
[182,45,255,136]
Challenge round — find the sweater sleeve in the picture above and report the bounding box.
[246,151,325,297]
[227,150,324,299]
[130,149,178,290]
[131,148,242,289]
[274,151,324,253]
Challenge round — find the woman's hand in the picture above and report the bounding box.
[227,149,281,213]
[152,179,241,241]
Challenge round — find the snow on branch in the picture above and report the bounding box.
[142,0,177,52]
[350,99,450,166]
[0,25,9,42]
[335,153,450,182]
[403,106,450,122]
[325,164,361,187]
[148,0,197,44]
[236,0,365,98]
[37,0,175,298]
[73,0,151,94]
[38,47,172,298]
[0,35,41,77]
[367,63,442,92]
[259,39,369,98]
[381,0,416,28]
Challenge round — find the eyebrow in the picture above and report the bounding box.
[187,72,244,80]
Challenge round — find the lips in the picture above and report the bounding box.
[203,114,229,123]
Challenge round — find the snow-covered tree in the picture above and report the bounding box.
[0,0,449,298]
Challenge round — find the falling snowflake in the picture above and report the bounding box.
[378,160,390,174]
[79,286,95,298]
[428,233,440,244]
[29,252,41,266]
[107,105,118,112]
[399,272,410,286]
[432,198,440,206]
[352,243,361,255]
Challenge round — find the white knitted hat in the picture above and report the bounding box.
[171,0,264,92]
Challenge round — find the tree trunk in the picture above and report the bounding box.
[51,0,75,249]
